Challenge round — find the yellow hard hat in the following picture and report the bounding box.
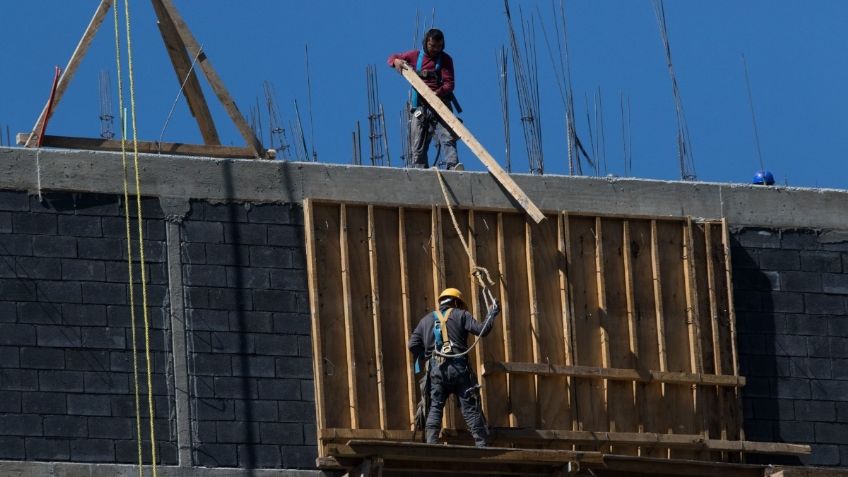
[439,287,464,303]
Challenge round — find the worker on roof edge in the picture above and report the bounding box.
[408,287,500,447]
[388,28,464,171]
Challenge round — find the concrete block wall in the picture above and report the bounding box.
[0,190,176,464]
[180,201,316,469]
[733,227,848,467]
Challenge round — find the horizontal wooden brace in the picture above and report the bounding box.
[16,133,261,159]
[319,428,810,456]
[483,361,746,387]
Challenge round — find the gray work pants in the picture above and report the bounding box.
[409,105,458,169]
[425,358,489,447]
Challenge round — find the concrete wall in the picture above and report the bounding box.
[1,147,847,472]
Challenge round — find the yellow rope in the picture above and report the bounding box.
[111,2,143,475]
[122,0,158,473]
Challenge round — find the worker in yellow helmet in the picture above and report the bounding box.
[408,287,500,447]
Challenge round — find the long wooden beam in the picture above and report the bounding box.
[399,65,545,223]
[25,0,114,148]
[482,361,746,387]
[17,133,254,159]
[150,0,220,145]
[157,0,264,158]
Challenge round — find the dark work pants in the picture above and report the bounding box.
[425,358,489,447]
[409,105,458,169]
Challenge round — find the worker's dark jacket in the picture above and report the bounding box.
[408,307,493,362]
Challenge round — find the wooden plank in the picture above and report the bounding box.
[367,206,388,430]
[649,219,670,457]
[594,218,613,448]
[474,211,508,427]
[18,133,254,159]
[311,204,351,435]
[495,213,514,427]
[319,429,810,455]
[24,0,114,148]
[569,216,607,435]
[722,218,745,443]
[524,220,542,429]
[158,0,264,157]
[622,221,646,443]
[703,222,727,446]
[303,200,326,455]
[467,209,486,417]
[530,215,572,432]
[502,213,536,428]
[683,219,708,458]
[339,204,360,429]
[397,208,416,426]
[559,213,579,435]
[482,362,744,386]
[150,0,220,145]
[602,219,639,454]
[398,65,544,223]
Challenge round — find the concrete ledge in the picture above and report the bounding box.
[1,147,846,229]
[0,460,326,476]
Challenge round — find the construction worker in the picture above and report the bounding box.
[408,287,500,447]
[388,28,463,170]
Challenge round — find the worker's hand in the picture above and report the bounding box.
[392,58,408,72]
[486,302,500,321]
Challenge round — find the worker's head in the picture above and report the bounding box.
[438,287,465,309]
[423,28,445,57]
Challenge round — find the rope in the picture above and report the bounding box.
[158,43,204,151]
[432,168,498,360]
[122,0,158,472]
[111,3,143,475]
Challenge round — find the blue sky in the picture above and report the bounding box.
[2,1,847,189]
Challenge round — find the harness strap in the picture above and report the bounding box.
[412,50,441,108]
[432,307,453,348]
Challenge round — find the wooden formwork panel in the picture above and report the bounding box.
[304,200,805,461]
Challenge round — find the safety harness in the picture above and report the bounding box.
[432,307,454,365]
[411,50,441,109]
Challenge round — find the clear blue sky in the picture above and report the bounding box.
[2,1,847,189]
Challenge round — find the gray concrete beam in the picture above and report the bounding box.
[0,461,326,476]
[2,146,847,229]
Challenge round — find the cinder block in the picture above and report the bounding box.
[740,376,771,398]
[804,444,840,466]
[790,357,832,379]
[269,269,307,291]
[0,323,36,346]
[207,287,252,311]
[43,415,88,437]
[780,271,822,293]
[249,246,292,269]
[275,357,313,379]
[278,401,315,424]
[88,416,133,439]
[58,215,102,237]
[81,282,127,305]
[267,225,302,248]
[39,370,85,393]
[783,314,828,337]
[37,280,82,303]
[781,229,820,250]
[237,444,282,468]
[835,361,848,380]
[735,228,780,249]
[20,347,64,370]
[253,290,297,312]
[216,421,261,443]
[830,317,848,337]
[254,335,298,357]
[2,234,33,255]
[16,256,61,279]
[814,422,848,444]
[272,313,311,336]
[65,349,110,371]
[226,267,269,289]
[0,345,19,368]
[773,377,811,399]
[290,247,306,269]
[282,445,317,469]
[25,437,70,460]
[1,369,38,390]
[194,398,235,420]
[84,371,129,393]
[837,402,848,423]
[21,391,66,414]
[184,264,228,287]
[67,194,121,217]
[831,337,848,358]
[61,259,106,282]
[731,246,759,269]
[203,202,249,223]
[0,390,22,412]
[800,251,842,273]
[36,325,82,348]
[760,249,800,271]
[0,414,43,436]
[62,304,107,327]
[67,394,110,416]
[230,311,273,333]
[298,336,312,358]
[181,242,207,264]
[13,213,56,235]
[260,422,302,445]
[0,191,30,211]
[187,309,230,331]
[772,334,806,357]
[257,379,300,400]
[776,421,814,442]
[33,235,76,258]
[0,301,15,322]
[16,302,62,325]
[769,292,804,313]
[0,279,36,301]
[811,380,848,400]
[0,211,10,233]
[205,244,250,266]
[209,331,253,354]
[300,380,315,402]
[194,443,237,467]
[223,223,267,245]
[733,290,764,312]
[0,436,25,459]
[795,401,836,422]
[231,356,276,378]
[77,237,124,260]
[234,399,278,422]
[70,438,115,462]
[183,221,223,243]
[823,273,848,294]
[213,376,259,399]
[193,353,232,376]
[805,294,846,315]
[249,204,293,224]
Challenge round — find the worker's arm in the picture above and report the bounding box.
[387,49,417,72]
[434,53,455,97]
[462,304,499,337]
[408,316,427,357]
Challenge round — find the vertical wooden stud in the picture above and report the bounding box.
[339,204,360,428]
[367,205,388,430]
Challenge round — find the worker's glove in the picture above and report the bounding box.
[486,302,500,321]
[393,59,408,73]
